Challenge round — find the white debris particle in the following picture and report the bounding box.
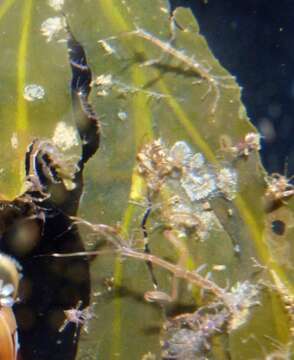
[0,280,15,307]
[117,111,128,121]
[52,121,79,151]
[216,167,238,200]
[23,84,45,102]
[227,208,233,216]
[98,40,116,55]
[160,7,168,14]
[48,0,64,11]
[94,74,113,96]
[212,264,226,271]
[94,74,113,87]
[181,171,217,201]
[234,244,241,254]
[40,16,65,42]
[10,132,18,149]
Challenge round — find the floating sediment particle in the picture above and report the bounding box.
[40,16,65,42]
[23,84,45,102]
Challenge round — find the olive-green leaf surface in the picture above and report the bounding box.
[0,0,293,359]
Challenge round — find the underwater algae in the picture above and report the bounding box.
[0,0,293,359]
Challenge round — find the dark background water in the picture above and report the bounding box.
[171,0,294,175]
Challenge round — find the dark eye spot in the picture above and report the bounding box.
[271,220,286,235]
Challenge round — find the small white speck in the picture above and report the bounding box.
[160,7,168,13]
[212,264,226,271]
[24,84,45,102]
[95,74,113,87]
[117,111,128,121]
[234,244,241,254]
